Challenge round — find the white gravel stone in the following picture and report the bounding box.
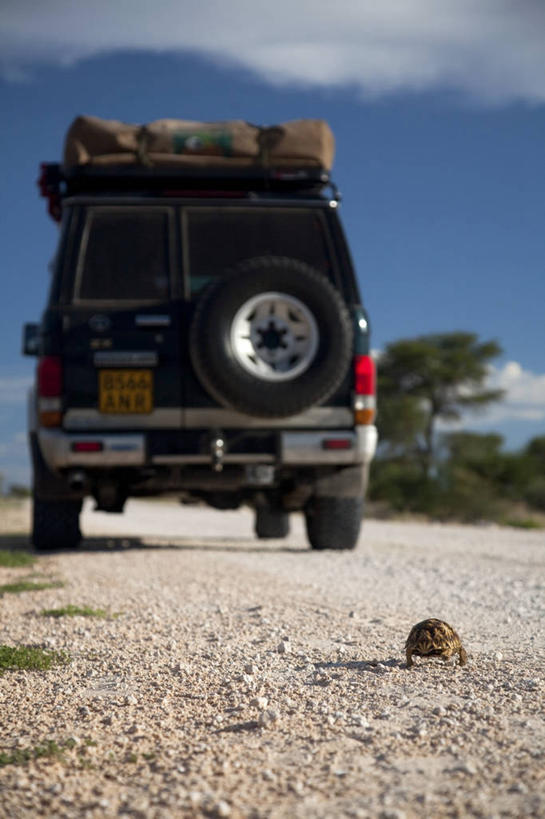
[455,761,478,776]
[1,499,543,819]
[258,709,280,728]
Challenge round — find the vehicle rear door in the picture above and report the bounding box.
[60,204,184,431]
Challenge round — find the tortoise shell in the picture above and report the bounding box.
[405,618,467,668]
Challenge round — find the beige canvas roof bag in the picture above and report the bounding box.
[63,116,335,171]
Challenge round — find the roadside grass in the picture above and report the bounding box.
[0,645,70,673]
[40,604,109,619]
[503,517,544,530]
[0,739,71,767]
[0,550,35,569]
[0,580,64,595]
[0,737,96,768]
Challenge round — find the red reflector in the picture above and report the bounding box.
[354,355,376,395]
[37,356,62,397]
[71,441,103,453]
[322,438,353,450]
[38,163,48,196]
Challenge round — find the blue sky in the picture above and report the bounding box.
[1,1,545,485]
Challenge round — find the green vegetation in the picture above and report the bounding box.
[371,332,545,526]
[0,645,70,672]
[377,332,504,478]
[6,484,31,499]
[0,477,31,499]
[0,737,101,768]
[0,739,74,767]
[0,550,35,568]
[503,517,544,530]
[40,604,109,618]
[0,580,64,595]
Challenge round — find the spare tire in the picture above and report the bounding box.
[190,256,353,418]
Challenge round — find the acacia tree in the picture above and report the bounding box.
[377,332,504,477]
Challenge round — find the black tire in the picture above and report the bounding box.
[255,507,290,539]
[32,496,82,552]
[190,256,353,418]
[305,496,363,551]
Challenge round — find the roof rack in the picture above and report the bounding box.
[38,162,337,221]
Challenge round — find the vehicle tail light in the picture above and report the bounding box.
[37,356,62,427]
[353,355,376,425]
[354,355,375,395]
[38,356,62,397]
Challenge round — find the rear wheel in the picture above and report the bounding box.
[32,496,82,552]
[254,507,290,539]
[305,496,363,551]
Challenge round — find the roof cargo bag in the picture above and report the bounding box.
[63,116,335,172]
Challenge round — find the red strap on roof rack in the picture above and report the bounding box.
[37,163,63,222]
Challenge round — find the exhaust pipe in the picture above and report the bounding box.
[68,470,87,491]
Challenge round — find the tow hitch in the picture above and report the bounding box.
[210,432,225,472]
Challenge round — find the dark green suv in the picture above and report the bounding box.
[24,161,377,551]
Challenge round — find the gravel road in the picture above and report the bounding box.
[0,499,544,818]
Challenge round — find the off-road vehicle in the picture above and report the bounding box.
[23,116,377,551]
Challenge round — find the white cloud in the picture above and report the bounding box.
[484,361,545,422]
[446,361,545,428]
[2,0,545,103]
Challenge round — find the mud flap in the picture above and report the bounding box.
[30,434,83,501]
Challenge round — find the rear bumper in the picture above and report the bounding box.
[37,426,378,471]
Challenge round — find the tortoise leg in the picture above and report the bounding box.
[459,647,468,666]
[406,648,414,668]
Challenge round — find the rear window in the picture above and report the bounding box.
[186,208,334,295]
[75,210,171,301]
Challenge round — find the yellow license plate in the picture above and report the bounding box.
[99,369,153,414]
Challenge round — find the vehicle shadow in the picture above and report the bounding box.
[314,657,404,671]
[0,534,32,553]
[0,532,305,556]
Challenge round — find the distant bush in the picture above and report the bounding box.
[523,476,545,512]
[7,485,31,499]
[370,430,545,524]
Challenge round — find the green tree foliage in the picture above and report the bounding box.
[377,332,504,477]
[371,426,545,522]
[522,436,545,511]
[7,484,31,498]
[370,332,545,523]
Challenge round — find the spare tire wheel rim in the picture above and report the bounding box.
[230,291,319,382]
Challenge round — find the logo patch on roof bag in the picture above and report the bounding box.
[172,131,233,157]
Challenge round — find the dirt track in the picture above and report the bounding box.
[0,499,544,818]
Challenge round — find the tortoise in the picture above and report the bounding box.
[405,618,467,668]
